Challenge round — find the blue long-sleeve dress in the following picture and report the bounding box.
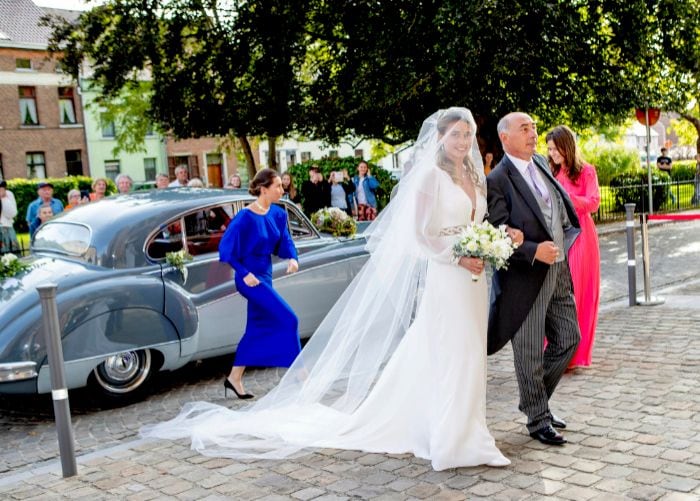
[219,204,300,367]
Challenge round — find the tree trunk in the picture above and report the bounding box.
[267,136,278,171]
[681,113,700,205]
[237,136,257,180]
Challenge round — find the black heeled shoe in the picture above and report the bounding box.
[224,378,254,399]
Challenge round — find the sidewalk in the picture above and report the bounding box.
[1,276,699,500]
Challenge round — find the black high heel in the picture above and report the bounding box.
[224,378,254,399]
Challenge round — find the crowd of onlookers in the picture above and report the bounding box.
[0,159,382,254]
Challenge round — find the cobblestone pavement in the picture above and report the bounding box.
[0,219,699,499]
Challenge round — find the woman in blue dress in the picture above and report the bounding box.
[218,168,300,399]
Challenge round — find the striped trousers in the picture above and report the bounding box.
[511,260,580,433]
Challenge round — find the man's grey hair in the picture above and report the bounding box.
[155,173,169,180]
[115,174,133,184]
[174,165,188,174]
[496,115,511,135]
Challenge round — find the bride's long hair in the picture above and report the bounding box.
[141,107,485,459]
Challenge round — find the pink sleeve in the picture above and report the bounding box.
[569,165,600,214]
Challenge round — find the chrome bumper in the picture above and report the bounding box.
[0,362,38,382]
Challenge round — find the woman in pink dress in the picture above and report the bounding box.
[546,125,600,368]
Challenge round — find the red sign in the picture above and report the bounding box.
[635,108,661,126]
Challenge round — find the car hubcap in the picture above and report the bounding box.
[93,350,151,394]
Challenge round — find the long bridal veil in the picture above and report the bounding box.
[140,107,485,459]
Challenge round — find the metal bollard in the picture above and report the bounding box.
[624,204,637,307]
[37,283,78,478]
[636,215,664,306]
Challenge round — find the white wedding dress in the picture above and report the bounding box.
[141,108,509,471]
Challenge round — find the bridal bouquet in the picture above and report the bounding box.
[165,249,193,283]
[0,253,30,281]
[452,221,518,281]
[311,207,357,238]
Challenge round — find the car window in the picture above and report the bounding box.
[184,204,233,256]
[33,222,91,257]
[146,220,184,260]
[286,205,318,240]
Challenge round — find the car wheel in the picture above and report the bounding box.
[92,349,153,399]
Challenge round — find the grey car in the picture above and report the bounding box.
[0,189,368,401]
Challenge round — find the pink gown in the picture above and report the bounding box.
[556,164,600,367]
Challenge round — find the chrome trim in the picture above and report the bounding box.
[0,362,38,382]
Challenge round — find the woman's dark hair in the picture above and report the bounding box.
[249,168,279,196]
[546,125,584,183]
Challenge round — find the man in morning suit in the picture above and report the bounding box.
[486,112,581,446]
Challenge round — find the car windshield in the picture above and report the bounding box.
[32,222,91,257]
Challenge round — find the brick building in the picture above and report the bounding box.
[0,0,87,181]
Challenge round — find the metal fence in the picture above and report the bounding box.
[595,178,700,223]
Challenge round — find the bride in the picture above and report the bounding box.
[141,107,513,471]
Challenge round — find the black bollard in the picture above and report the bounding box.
[37,283,78,478]
[624,204,637,307]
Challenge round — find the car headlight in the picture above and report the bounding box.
[0,362,38,382]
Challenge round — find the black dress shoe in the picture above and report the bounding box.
[551,414,567,429]
[530,425,567,445]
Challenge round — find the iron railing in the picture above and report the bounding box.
[595,178,700,223]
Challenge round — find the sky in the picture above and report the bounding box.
[33,0,100,11]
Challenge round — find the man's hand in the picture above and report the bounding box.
[506,226,524,247]
[458,256,485,275]
[286,259,299,274]
[243,273,260,287]
[534,241,560,265]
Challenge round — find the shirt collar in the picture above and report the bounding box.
[505,153,533,175]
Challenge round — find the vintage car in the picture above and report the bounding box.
[0,189,368,401]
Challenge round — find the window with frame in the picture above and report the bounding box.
[147,219,184,260]
[354,149,364,158]
[65,150,83,176]
[183,204,233,256]
[143,158,156,181]
[19,86,38,125]
[286,204,317,240]
[101,114,116,137]
[16,58,31,70]
[329,150,339,159]
[58,87,77,124]
[104,160,120,180]
[301,151,311,162]
[26,152,46,178]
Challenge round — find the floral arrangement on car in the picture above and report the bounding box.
[165,249,193,283]
[311,207,357,238]
[0,253,30,281]
[452,221,518,281]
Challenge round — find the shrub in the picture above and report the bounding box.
[669,160,698,181]
[579,142,640,186]
[608,170,669,212]
[6,176,116,233]
[286,157,397,212]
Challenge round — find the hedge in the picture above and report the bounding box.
[5,176,116,233]
[608,170,670,212]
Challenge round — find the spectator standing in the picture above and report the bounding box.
[329,170,355,215]
[90,178,108,201]
[281,172,301,204]
[352,160,380,221]
[155,173,170,189]
[483,152,494,176]
[169,165,189,187]
[229,174,243,189]
[546,124,600,369]
[65,189,84,210]
[692,153,700,205]
[300,166,329,216]
[656,147,675,204]
[0,181,20,255]
[29,203,54,237]
[116,174,133,194]
[26,182,63,228]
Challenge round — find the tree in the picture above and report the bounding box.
[45,0,311,178]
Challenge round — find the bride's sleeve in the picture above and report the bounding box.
[414,170,457,265]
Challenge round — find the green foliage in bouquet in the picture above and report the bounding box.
[311,207,357,238]
[0,253,31,281]
[165,249,193,282]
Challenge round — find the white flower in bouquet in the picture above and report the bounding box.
[452,221,518,281]
[311,207,357,238]
[0,253,30,281]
